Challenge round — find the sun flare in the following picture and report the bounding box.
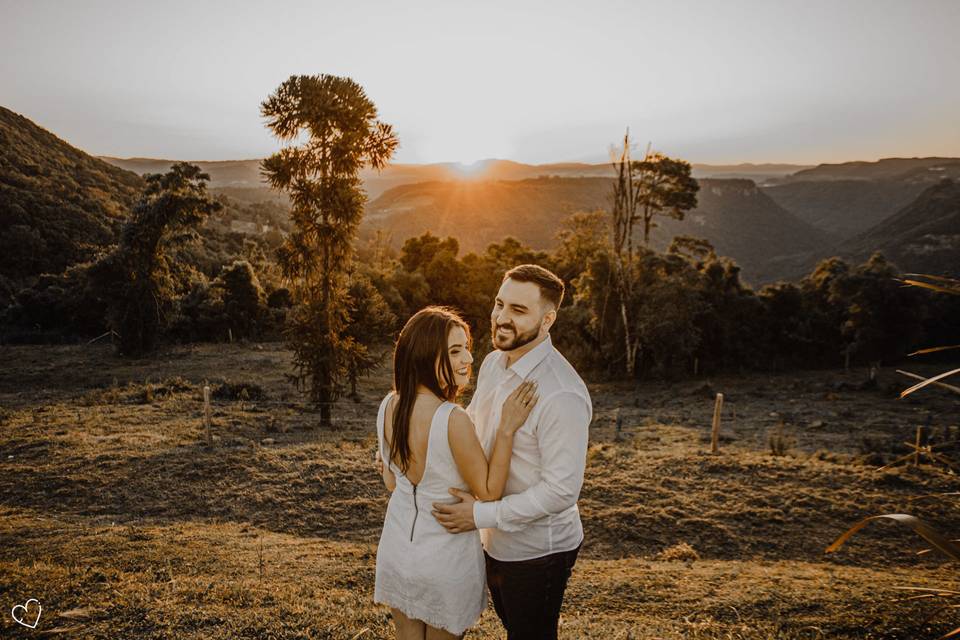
[453,159,489,178]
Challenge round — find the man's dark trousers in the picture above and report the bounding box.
[484,542,581,639]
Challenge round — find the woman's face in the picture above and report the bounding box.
[437,324,473,389]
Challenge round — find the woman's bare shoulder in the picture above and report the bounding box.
[447,405,474,435]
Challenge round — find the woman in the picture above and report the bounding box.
[375,306,538,639]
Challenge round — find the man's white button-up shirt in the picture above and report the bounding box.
[467,334,592,561]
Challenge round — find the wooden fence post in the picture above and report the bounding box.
[711,393,723,454]
[914,425,922,467]
[203,385,212,445]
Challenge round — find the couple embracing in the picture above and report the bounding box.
[374,264,592,639]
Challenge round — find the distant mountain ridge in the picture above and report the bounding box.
[762,157,960,241]
[785,157,960,182]
[839,178,960,276]
[762,180,929,241]
[100,156,813,200]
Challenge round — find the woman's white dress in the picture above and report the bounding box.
[374,392,487,635]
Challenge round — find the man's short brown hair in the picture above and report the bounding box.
[503,264,565,310]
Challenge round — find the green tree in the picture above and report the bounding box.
[574,245,702,377]
[343,275,398,400]
[832,252,921,367]
[671,241,766,374]
[217,260,267,340]
[3,264,107,340]
[399,233,459,272]
[554,210,611,288]
[89,163,221,356]
[633,152,699,247]
[800,256,853,367]
[667,235,716,265]
[399,233,464,304]
[260,74,398,427]
[385,268,431,319]
[631,251,702,377]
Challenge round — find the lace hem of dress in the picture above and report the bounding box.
[373,592,483,636]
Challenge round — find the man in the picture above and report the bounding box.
[432,264,592,639]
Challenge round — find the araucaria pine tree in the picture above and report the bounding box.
[260,74,398,427]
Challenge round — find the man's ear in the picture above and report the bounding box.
[541,308,557,333]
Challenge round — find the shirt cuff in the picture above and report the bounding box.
[473,500,499,530]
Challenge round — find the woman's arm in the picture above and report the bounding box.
[449,381,538,501]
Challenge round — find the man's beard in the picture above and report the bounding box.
[491,322,540,351]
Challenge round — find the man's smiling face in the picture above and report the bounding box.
[490,278,551,351]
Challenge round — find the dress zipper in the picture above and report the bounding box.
[409,484,419,542]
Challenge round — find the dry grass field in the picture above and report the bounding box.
[1,342,959,638]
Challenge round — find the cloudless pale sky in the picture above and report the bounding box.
[2,0,958,164]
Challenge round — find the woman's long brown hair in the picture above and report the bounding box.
[388,306,471,475]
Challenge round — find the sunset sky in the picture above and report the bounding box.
[2,0,958,165]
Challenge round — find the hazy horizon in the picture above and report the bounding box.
[91,152,956,169]
[3,0,959,165]
[93,153,827,168]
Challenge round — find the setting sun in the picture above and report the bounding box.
[452,159,490,178]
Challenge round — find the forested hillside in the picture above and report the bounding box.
[0,107,143,290]
[0,109,288,340]
[839,178,960,276]
[763,158,960,240]
[364,177,830,285]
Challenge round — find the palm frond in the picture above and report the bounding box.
[909,345,960,356]
[896,370,960,395]
[941,626,960,640]
[901,368,960,398]
[903,273,960,287]
[899,279,960,296]
[825,514,960,561]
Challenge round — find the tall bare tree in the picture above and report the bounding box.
[261,74,397,427]
[610,132,639,374]
[609,131,699,375]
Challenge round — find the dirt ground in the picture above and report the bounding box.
[1,342,958,639]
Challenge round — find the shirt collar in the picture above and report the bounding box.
[503,333,553,379]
